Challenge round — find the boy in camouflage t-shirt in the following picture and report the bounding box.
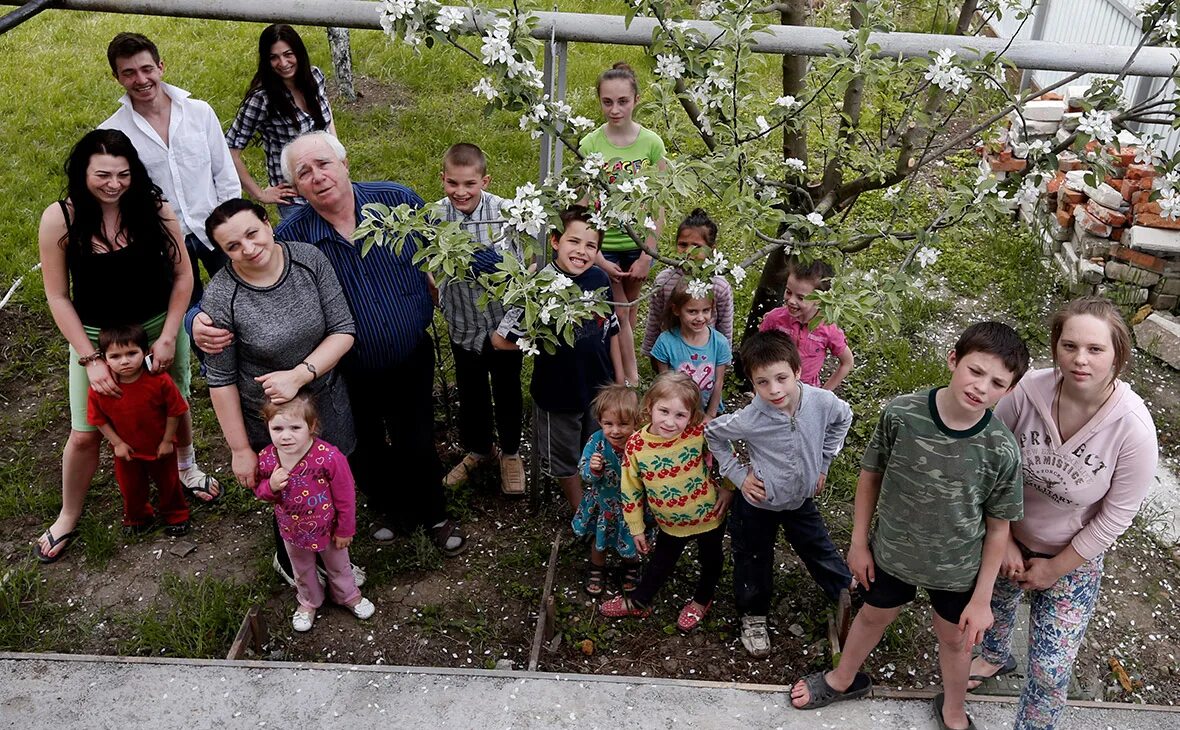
[790,322,1029,730]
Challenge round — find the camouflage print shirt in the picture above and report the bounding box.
[862,389,1023,592]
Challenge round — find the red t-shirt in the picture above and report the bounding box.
[87,371,189,460]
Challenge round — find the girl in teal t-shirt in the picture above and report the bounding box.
[579,62,667,385]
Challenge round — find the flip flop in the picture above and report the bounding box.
[33,528,79,564]
[182,472,221,504]
[967,654,1017,690]
[792,670,872,710]
[933,692,976,730]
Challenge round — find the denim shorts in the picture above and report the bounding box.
[601,248,643,272]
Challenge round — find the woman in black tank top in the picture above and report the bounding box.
[34,129,196,563]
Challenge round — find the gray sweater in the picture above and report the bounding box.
[203,240,357,452]
[704,384,853,511]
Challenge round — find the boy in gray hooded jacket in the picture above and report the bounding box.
[704,330,853,658]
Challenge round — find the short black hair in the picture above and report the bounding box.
[98,323,150,355]
[953,321,1030,384]
[205,198,269,248]
[107,32,160,74]
[787,255,835,292]
[739,330,802,375]
[554,205,603,245]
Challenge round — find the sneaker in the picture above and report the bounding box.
[292,608,315,632]
[349,597,376,620]
[499,453,527,496]
[444,450,496,488]
[317,562,366,588]
[273,552,296,587]
[740,615,772,658]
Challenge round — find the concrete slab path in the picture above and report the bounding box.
[1,653,1176,729]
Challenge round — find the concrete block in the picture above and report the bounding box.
[1064,85,1090,108]
[1133,312,1180,369]
[1126,226,1180,256]
[1051,219,1072,242]
[1149,291,1179,310]
[1057,151,1084,171]
[1100,284,1149,305]
[1117,130,1141,146]
[1053,252,1076,284]
[1084,182,1124,209]
[1155,277,1180,296]
[1061,112,1082,131]
[1104,260,1162,287]
[1079,260,1105,284]
[1022,100,1067,122]
[1072,228,1112,258]
[1069,280,1097,296]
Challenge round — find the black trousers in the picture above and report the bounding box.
[450,337,523,455]
[185,234,228,307]
[730,492,852,615]
[631,523,725,608]
[344,334,446,532]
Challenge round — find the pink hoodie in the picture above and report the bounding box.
[995,368,1158,559]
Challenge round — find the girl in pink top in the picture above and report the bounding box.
[970,297,1158,729]
[256,394,375,633]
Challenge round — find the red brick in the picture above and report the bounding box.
[1058,156,1086,172]
[1038,92,1063,101]
[1056,208,1074,227]
[1136,211,1180,230]
[1109,244,1166,273]
[986,154,1027,173]
[1047,172,1066,195]
[1132,190,1153,207]
[1126,164,1157,180]
[1135,201,1161,216]
[1061,189,1086,206]
[1111,227,1125,242]
[1086,200,1127,227]
[1112,148,1137,167]
[1085,140,1100,154]
[1105,176,1124,190]
[1074,205,1113,237]
[999,148,1013,162]
[1121,178,1137,201]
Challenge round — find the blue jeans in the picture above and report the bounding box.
[981,553,1104,730]
[730,492,852,614]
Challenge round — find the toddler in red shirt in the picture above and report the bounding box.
[87,324,190,535]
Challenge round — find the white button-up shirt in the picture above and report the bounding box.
[102,83,240,250]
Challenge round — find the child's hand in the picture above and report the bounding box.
[814,473,827,495]
[847,542,875,588]
[957,598,994,648]
[633,533,650,554]
[714,487,735,518]
[740,470,766,503]
[270,466,289,493]
[333,535,352,550]
[589,453,605,475]
[113,442,133,461]
[157,440,175,459]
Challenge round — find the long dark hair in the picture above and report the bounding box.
[243,24,327,129]
[62,129,177,272]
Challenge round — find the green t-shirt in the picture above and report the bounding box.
[578,124,667,252]
[862,388,1024,592]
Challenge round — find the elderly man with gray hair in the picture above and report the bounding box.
[192,131,466,564]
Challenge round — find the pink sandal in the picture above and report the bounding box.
[599,595,651,619]
[677,601,711,632]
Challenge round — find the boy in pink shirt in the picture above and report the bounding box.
[759,257,853,390]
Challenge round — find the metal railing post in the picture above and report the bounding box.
[1020,0,1052,92]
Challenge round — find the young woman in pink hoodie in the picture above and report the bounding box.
[968,297,1158,729]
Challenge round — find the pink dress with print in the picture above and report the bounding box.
[255,438,357,552]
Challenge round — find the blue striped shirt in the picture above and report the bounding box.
[275,182,433,371]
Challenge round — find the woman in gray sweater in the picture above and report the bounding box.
[201,198,356,580]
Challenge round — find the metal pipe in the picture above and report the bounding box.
[5,0,1180,77]
[0,0,56,35]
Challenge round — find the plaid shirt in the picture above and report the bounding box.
[433,191,523,352]
[225,66,332,205]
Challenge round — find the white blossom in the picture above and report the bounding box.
[708,249,729,272]
[504,183,547,237]
[643,216,658,232]
[730,265,747,285]
[1134,141,1161,166]
[480,33,513,66]
[538,299,560,325]
[1160,188,1180,220]
[569,116,594,131]
[554,180,578,204]
[588,209,609,231]
[1077,110,1116,144]
[1160,18,1180,41]
[581,153,605,178]
[1026,139,1052,155]
[916,246,940,268]
[1015,179,1040,206]
[806,212,825,227]
[472,78,499,101]
[783,157,807,174]
[517,338,540,357]
[545,273,574,294]
[403,28,424,50]
[882,185,900,201]
[434,6,465,33]
[756,116,771,134]
[924,48,971,95]
[379,0,418,22]
[616,176,649,195]
[654,54,687,81]
[774,95,800,109]
[686,279,712,299]
[697,0,722,18]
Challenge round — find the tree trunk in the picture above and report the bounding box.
[743,0,811,342]
[327,27,357,102]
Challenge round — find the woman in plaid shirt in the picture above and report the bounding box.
[226,24,336,218]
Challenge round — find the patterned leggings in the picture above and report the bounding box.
[980,554,1104,730]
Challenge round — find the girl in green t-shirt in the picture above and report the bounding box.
[579,62,668,385]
